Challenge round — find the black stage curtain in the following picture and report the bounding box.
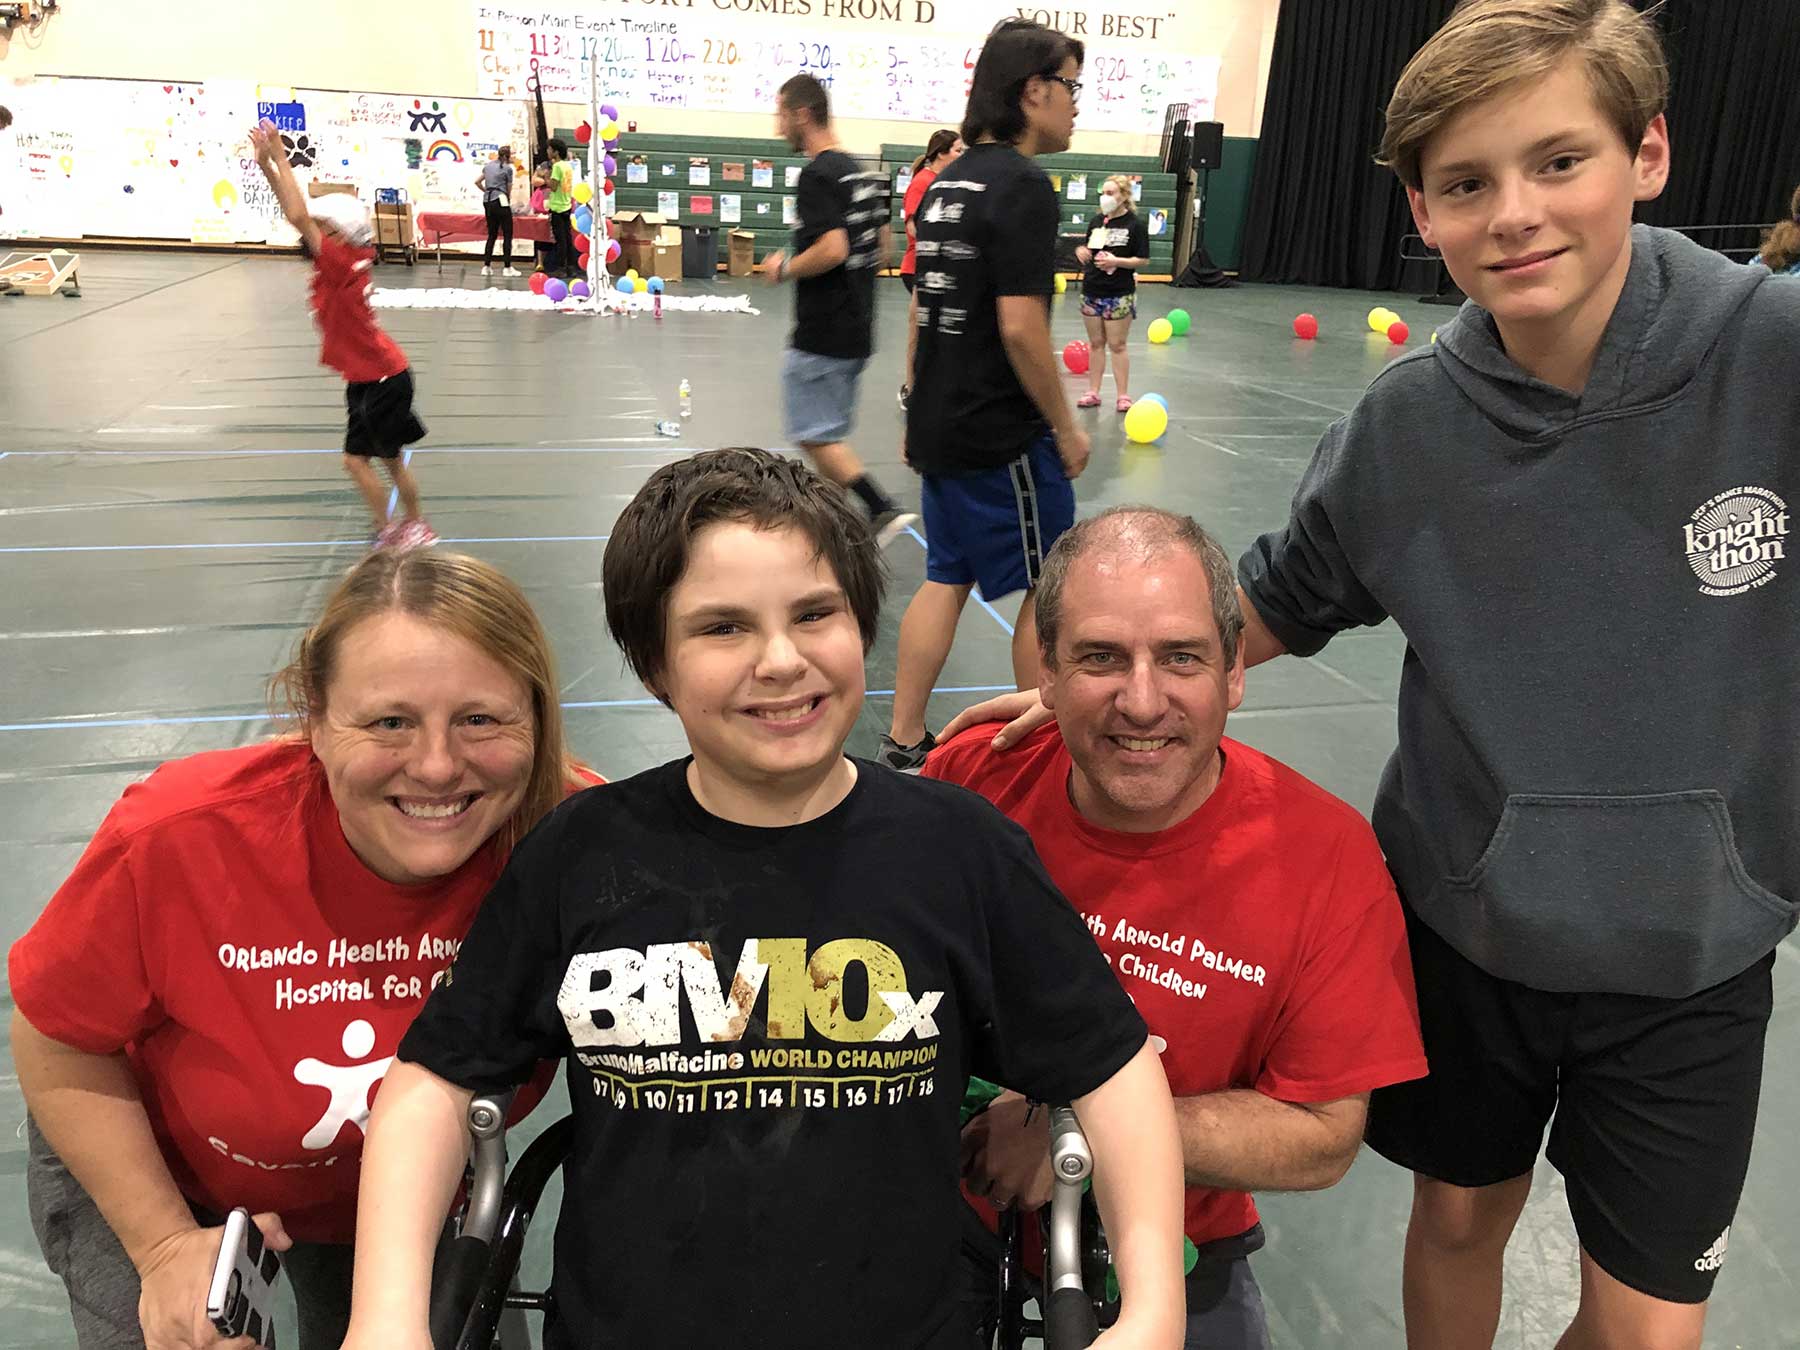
[1638,0,1800,255]
[1239,0,1454,288]
[1242,0,1800,288]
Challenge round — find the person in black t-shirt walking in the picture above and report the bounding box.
[878,19,1091,772]
[1075,174,1150,411]
[764,74,916,548]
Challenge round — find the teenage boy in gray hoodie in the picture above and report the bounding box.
[1243,4,1798,1348]
[938,3,1797,1346]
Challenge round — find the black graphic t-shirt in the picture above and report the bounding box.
[906,142,1059,476]
[1081,210,1149,299]
[400,758,1145,1350]
[791,148,890,361]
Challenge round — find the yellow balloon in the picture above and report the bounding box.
[599,120,619,142]
[1147,317,1174,344]
[634,277,649,293]
[1124,399,1169,444]
[626,268,640,281]
[572,182,593,204]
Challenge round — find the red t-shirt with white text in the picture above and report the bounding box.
[309,233,407,384]
[924,725,1428,1247]
[9,740,592,1242]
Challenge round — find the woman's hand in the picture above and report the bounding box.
[1075,245,1093,265]
[136,1213,291,1350]
[937,689,1053,749]
[1096,251,1118,274]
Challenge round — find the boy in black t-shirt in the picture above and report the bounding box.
[764,75,916,549]
[880,20,1093,773]
[343,450,1186,1350]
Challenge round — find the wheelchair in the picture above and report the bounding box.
[427,1094,1112,1350]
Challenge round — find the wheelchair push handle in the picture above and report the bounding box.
[1045,1105,1100,1349]
[461,1090,515,1246]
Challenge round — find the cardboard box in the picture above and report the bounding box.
[652,225,682,282]
[727,229,756,278]
[611,209,666,276]
[373,202,414,248]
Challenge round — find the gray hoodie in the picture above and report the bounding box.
[1241,225,1800,998]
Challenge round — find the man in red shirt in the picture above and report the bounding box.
[251,118,435,550]
[926,506,1428,1348]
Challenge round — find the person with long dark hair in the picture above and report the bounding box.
[880,18,1090,771]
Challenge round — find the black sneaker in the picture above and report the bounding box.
[877,731,937,773]
[870,508,919,550]
[897,384,910,411]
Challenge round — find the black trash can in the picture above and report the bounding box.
[681,225,718,279]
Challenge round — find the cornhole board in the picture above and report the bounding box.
[0,250,81,296]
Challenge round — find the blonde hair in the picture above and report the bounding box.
[1102,175,1136,209]
[271,550,583,855]
[1758,184,1800,272]
[1379,0,1668,190]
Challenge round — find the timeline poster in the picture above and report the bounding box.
[752,159,773,188]
[689,157,710,186]
[657,190,679,215]
[720,193,741,223]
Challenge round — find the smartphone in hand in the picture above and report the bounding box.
[206,1208,281,1347]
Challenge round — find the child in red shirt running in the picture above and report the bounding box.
[251,119,435,550]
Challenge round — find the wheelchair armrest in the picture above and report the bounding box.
[1046,1106,1100,1349]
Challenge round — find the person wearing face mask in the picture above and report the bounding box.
[1073,175,1150,412]
[10,549,599,1350]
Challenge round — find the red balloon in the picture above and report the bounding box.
[604,177,616,195]
[1062,340,1090,374]
[1293,313,1319,339]
[1387,320,1410,344]
[574,122,593,145]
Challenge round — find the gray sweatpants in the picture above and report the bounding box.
[26,1117,353,1350]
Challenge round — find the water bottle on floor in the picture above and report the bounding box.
[656,420,682,437]
[679,378,692,418]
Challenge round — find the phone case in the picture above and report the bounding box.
[205,1208,282,1347]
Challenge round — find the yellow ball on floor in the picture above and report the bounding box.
[1124,399,1169,443]
[1053,274,1068,293]
[1368,306,1397,333]
[1147,317,1174,344]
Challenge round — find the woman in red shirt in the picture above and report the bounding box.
[897,129,963,409]
[12,549,598,1350]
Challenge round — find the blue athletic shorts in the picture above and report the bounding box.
[920,433,1076,601]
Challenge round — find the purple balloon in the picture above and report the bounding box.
[603,154,618,176]
[604,137,620,151]
[570,279,591,299]
[543,278,568,303]
[600,104,618,121]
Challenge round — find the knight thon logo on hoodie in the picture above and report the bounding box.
[1683,486,1789,597]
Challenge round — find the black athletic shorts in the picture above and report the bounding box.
[345,368,426,459]
[1366,904,1773,1303]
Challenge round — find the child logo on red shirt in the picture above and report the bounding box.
[293,1018,395,1150]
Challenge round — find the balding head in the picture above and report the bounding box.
[1036,507,1244,669]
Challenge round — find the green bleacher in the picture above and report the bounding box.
[563,130,1257,274]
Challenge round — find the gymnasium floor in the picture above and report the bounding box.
[1,250,1794,1348]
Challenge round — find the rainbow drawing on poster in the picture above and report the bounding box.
[427,140,464,161]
